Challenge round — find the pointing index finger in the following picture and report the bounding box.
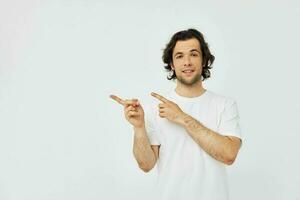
[110,95,125,106]
[110,95,140,107]
[151,92,169,103]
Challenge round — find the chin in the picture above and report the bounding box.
[178,77,201,86]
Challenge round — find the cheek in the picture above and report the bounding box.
[193,58,203,70]
[172,60,182,68]
[192,57,202,65]
[172,62,182,72]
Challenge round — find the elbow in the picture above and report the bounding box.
[223,136,242,165]
[133,154,157,173]
[141,168,152,173]
[224,157,235,165]
[136,160,156,173]
[224,152,238,165]
[139,164,154,173]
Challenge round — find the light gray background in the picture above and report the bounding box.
[1,0,299,199]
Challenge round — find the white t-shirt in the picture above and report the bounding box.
[144,89,242,200]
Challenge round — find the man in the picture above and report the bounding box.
[110,29,242,200]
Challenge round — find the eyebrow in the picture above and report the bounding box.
[174,49,201,57]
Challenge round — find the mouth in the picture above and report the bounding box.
[182,69,195,76]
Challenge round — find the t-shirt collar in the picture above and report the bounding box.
[169,88,209,103]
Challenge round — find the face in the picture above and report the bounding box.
[171,38,203,86]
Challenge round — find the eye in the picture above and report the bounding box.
[175,55,183,59]
[191,53,198,57]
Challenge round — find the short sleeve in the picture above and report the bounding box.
[144,104,161,145]
[218,99,242,140]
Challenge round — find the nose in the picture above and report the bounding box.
[183,55,192,66]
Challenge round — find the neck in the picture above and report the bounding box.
[175,80,206,98]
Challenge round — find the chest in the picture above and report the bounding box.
[156,101,221,148]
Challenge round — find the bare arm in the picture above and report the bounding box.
[151,92,242,165]
[110,94,159,172]
[180,114,241,165]
[133,126,159,172]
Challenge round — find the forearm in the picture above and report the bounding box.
[180,114,238,165]
[133,125,156,172]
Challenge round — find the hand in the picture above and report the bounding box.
[151,92,187,125]
[110,94,145,128]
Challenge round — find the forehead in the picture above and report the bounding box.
[173,38,201,54]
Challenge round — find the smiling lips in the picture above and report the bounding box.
[182,69,195,76]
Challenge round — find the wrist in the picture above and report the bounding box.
[133,124,146,136]
[178,112,191,127]
[133,124,146,133]
[134,123,145,130]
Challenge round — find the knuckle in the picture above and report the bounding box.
[126,99,133,104]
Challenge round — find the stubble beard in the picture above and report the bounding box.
[176,72,202,86]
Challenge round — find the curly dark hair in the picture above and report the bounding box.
[162,28,215,81]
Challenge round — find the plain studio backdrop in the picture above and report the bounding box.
[0,0,299,199]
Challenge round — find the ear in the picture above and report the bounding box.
[170,63,174,70]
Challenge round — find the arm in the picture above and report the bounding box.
[133,126,159,172]
[109,94,159,172]
[180,114,241,165]
[151,92,242,165]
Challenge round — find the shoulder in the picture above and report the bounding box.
[206,90,237,111]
